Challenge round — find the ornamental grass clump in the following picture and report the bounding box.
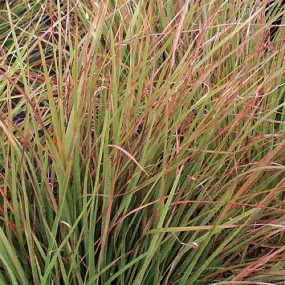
[0,0,285,284]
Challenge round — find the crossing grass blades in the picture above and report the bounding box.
[0,0,285,284]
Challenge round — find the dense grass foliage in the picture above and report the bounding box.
[0,0,285,284]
